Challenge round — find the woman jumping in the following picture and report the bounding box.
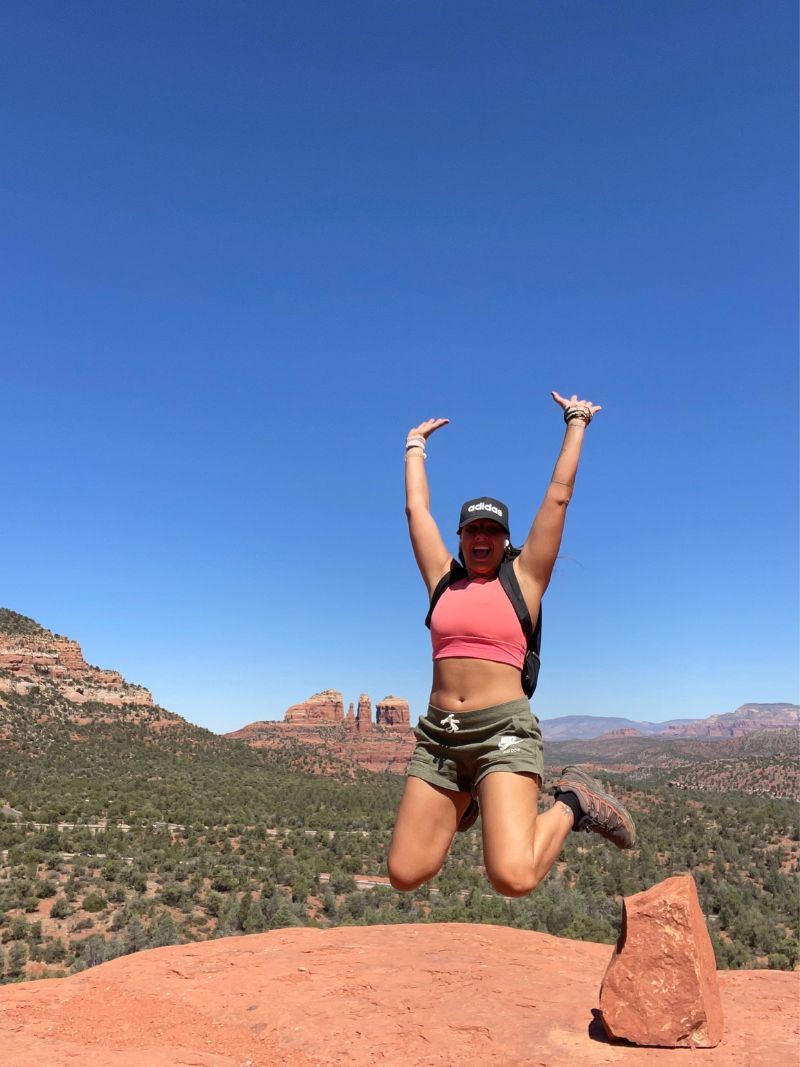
[387,391,636,898]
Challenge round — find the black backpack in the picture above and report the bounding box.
[424,558,542,698]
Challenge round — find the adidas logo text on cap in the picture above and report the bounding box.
[467,502,503,518]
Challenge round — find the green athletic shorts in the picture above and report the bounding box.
[406,698,544,794]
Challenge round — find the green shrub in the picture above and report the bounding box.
[49,897,69,919]
[81,893,107,913]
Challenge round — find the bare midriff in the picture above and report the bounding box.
[429,657,526,713]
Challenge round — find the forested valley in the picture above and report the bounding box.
[1,685,797,984]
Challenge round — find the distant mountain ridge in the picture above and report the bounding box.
[1,607,796,770]
[540,704,798,741]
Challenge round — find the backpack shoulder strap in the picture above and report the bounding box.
[498,559,542,653]
[424,559,467,629]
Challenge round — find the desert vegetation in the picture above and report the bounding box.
[0,678,797,984]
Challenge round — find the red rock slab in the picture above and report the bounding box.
[600,874,723,1047]
[0,924,797,1067]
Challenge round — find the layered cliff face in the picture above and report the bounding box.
[282,690,411,729]
[284,689,344,723]
[376,696,410,726]
[356,693,372,731]
[0,609,153,708]
[227,689,415,774]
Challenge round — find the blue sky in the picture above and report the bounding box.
[2,1,797,733]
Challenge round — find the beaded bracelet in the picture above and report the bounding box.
[563,406,592,425]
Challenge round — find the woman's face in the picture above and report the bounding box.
[459,519,507,577]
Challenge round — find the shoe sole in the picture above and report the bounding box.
[555,765,636,849]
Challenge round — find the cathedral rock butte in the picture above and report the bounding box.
[227,690,414,774]
[284,689,410,727]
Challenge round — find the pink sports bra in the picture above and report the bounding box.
[430,576,526,670]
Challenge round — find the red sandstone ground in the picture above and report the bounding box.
[0,924,796,1067]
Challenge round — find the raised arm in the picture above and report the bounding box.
[515,392,601,598]
[405,418,453,595]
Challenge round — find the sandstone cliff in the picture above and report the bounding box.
[284,689,345,723]
[227,689,415,774]
[376,695,410,726]
[0,609,153,708]
[227,717,416,775]
[356,692,372,731]
[0,924,794,1067]
[282,691,411,730]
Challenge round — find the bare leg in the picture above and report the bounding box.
[478,772,573,897]
[387,776,473,891]
[531,799,574,881]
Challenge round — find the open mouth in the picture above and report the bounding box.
[472,547,491,560]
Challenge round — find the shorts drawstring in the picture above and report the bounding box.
[441,714,461,733]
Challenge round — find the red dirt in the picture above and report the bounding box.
[0,924,796,1067]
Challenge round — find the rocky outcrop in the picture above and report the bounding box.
[356,693,372,732]
[227,719,416,775]
[281,691,411,730]
[284,689,344,723]
[228,690,416,773]
[376,695,411,726]
[0,611,153,707]
[0,923,794,1067]
[600,875,724,1048]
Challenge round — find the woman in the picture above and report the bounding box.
[387,391,636,898]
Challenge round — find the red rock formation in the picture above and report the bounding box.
[0,923,794,1067]
[284,689,344,723]
[0,620,153,707]
[376,695,410,726]
[600,874,724,1048]
[227,717,416,774]
[231,690,417,773]
[356,693,372,732]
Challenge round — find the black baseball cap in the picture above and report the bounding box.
[458,497,510,535]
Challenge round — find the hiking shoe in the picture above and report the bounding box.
[457,796,479,832]
[554,766,636,850]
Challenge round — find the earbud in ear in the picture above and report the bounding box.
[504,539,510,548]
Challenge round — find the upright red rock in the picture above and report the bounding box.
[284,690,344,724]
[345,702,355,729]
[376,695,411,726]
[599,874,724,1048]
[356,693,372,732]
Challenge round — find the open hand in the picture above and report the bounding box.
[551,392,602,420]
[408,418,450,440]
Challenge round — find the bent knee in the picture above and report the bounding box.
[388,871,422,893]
[487,865,541,898]
[387,858,440,893]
